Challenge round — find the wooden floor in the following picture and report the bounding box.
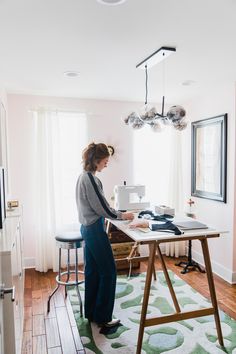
[22,256,236,354]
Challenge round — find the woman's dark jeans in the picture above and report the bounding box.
[81,217,116,323]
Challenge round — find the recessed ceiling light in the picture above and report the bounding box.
[64,71,79,78]
[182,80,196,86]
[96,0,127,5]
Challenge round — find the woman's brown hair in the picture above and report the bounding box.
[82,143,110,172]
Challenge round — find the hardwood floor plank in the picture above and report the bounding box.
[22,331,33,354]
[49,275,57,289]
[32,290,44,316]
[32,335,47,354]
[40,274,51,290]
[24,306,32,319]
[33,314,45,336]
[45,317,61,348]
[54,288,66,308]
[24,271,32,289]
[72,326,84,351]
[65,296,77,327]
[218,300,236,320]
[48,347,62,354]
[32,271,42,291]
[56,306,77,354]
[24,307,32,331]
[24,288,32,307]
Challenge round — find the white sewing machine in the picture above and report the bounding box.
[114,184,150,211]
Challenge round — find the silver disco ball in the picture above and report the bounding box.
[173,119,188,131]
[150,120,162,132]
[123,112,136,125]
[123,112,144,129]
[139,105,157,123]
[167,105,186,123]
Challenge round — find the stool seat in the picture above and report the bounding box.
[55,232,83,242]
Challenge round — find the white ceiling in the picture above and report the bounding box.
[0,0,236,104]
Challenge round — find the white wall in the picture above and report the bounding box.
[182,83,236,283]
[7,94,141,267]
[7,89,236,282]
[0,90,7,106]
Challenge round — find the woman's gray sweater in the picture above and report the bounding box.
[76,171,122,226]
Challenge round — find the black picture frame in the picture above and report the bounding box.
[191,114,227,203]
[0,167,6,229]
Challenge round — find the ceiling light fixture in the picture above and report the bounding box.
[136,46,176,70]
[124,46,187,132]
[63,71,79,78]
[96,0,127,5]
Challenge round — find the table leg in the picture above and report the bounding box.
[152,262,157,280]
[136,242,157,354]
[156,244,181,313]
[200,238,224,347]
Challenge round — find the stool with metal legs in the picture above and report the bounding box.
[47,232,84,315]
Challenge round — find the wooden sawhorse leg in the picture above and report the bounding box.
[136,242,156,354]
[201,238,224,346]
[156,244,181,313]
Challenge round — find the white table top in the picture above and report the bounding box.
[109,216,225,243]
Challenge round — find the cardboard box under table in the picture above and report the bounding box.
[107,224,140,270]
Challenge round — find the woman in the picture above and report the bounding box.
[76,142,134,328]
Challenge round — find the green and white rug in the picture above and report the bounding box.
[69,271,236,353]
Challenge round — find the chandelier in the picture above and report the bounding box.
[124,47,187,132]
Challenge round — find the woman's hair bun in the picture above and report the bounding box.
[89,142,96,149]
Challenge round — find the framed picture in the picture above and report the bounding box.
[191,114,227,202]
[0,167,6,229]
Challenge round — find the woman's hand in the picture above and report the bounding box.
[129,220,149,229]
[121,212,134,221]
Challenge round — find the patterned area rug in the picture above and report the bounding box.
[68,271,236,353]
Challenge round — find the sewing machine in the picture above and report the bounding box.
[114,184,150,211]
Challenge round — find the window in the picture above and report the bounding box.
[133,125,172,207]
[33,110,87,231]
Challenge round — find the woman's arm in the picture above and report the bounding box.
[85,173,134,220]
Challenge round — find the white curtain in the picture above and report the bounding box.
[31,109,87,272]
[165,129,185,257]
[133,124,185,258]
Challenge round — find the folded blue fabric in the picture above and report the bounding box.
[150,221,182,235]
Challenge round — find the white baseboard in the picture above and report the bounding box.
[191,249,235,284]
